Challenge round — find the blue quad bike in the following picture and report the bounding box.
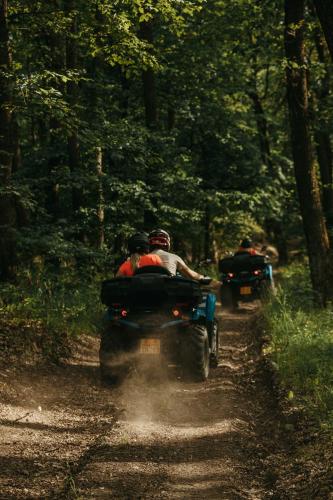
[219,253,274,310]
[99,266,219,384]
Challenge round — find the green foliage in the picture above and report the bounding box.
[263,264,333,428]
[3,0,304,269]
[0,267,104,362]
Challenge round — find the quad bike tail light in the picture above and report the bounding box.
[253,269,262,276]
[227,272,234,278]
[111,304,128,319]
[172,308,181,317]
[172,303,191,319]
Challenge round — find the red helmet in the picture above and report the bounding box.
[149,229,171,250]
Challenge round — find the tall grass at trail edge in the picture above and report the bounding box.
[0,267,104,363]
[263,263,333,429]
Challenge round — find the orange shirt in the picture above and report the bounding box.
[118,254,162,276]
[237,247,257,255]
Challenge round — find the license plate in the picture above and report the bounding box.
[139,338,160,354]
[240,286,252,295]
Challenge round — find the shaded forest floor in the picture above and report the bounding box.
[0,305,332,499]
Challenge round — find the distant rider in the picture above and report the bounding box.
[149,229,204,280]
[235,238,257,256]
[116,233,162,276]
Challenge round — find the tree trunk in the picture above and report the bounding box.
[45,0,63,220]
[313,0,333,62]
[96,147,104,249]
[11,119,21,173]
[66,0,81,214]
[315,130,333,226]
[0,0,17,280]
[139,21,158,129]
[167,106,175,131]
[312,27,333,232]
[248,90,273,173]
[285,0,330,306]
[204,204,213,261]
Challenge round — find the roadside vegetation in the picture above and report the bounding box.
[0,265,103,363]
[263,263,333,429]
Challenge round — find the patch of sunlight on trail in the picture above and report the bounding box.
[118,417,242,442]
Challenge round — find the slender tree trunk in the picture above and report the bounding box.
[96,147,104,249]
[0,0,12,183]
[315,131,333,225]
[167,106,175,131]
[313,0,333,62]
[204,204,213,261]
[248,90,273,173]
[139,21,157,129]
[139,20,158,228]
[0,0,17,280]
[45,0,63,220]
[285,0,330,305]
[66,0,81,214]
[11,119,21,173]
[312,27,333,231]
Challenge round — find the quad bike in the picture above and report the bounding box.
[99,266,219,384]
[219,253,273,310]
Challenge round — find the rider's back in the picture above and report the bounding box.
[151,248,185,275]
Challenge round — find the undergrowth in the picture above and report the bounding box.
[0,266,105,363]
[263,263,333,429]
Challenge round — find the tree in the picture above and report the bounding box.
[313,0,333,63]
[0,0,16,279]
[285,0,330,305]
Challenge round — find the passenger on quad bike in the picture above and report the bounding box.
[235,238,258,256]
[116,233,162,277]
[149,229,204,280]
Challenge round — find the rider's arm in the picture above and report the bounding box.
[177,260,204,280]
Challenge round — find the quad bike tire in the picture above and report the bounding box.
[209,319,219,368]
[99,326,127,385]
[183,324,210,382]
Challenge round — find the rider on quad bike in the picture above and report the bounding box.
[149,229,205,280]
[235,238,258,256]
[116,233,162,276]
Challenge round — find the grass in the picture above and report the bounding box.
[0,266,105,363]
[263,263,333,429]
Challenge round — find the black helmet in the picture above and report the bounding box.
[240,238,253,249]
[149,229,171,250]
[128,232,150,254]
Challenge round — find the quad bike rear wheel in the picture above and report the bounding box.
[183,324,210,382]
[99,326,128,385]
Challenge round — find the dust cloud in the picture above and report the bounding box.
[114,355,192,431]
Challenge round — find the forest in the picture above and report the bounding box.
[0,0,333,497]
[0,0,332,287]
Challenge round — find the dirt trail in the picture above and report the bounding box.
[0,305,310,499]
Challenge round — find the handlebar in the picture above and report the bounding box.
[199,277,213,286]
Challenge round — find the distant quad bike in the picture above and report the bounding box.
[219,253,273,310]
[99,267,219,384]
